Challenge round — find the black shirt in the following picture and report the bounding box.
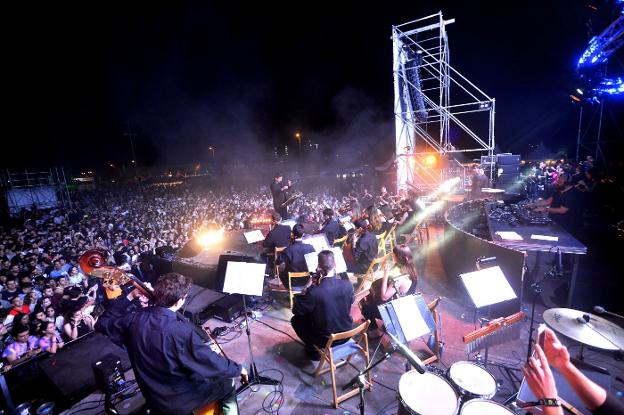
[96,297,241,414]
[292,276,354,341]
[550,186,584,236]
[263,224,292,250]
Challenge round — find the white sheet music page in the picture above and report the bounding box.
[302,233,330,252]
[460,266,517,308]
[304,247,348,274]
[393,295,430,341]
[244,230,265,244]
[222,262,265,296]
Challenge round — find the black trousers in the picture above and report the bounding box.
[291,314,348,351]
[360,300,382,329]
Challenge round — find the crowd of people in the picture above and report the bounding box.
[0,158,622,413]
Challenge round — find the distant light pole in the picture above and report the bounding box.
[123,120,138,177]
[295,132,302,154]
[208,146,215,158]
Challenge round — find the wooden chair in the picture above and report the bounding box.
[313,320,371,408]
[354,254,390,294]
[332,234,348,248]
[384,223,397,252]
[376,231,387,256]
[287,271,310,309]
[267,247,288,297]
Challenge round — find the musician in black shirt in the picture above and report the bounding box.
[270,173,291,219]
[317,208,340,245]
[96,273,247,415]
[348,219,379,274]
[530,174,584,238]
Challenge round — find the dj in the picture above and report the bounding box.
[96,273,247,415]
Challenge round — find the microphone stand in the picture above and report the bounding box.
[343,344,399,415]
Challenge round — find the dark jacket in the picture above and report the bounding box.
[270,181,287,209]
[319,218,340,245]
[96,297,241,414]
[263,224,291,250]
[278,240,316,273]
[292,276,354,341]
[353,231,378,269]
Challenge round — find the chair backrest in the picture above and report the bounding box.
[365,253,389,276]
[332,234,348,247]
[288,271,310,278]
[327,320,370,345]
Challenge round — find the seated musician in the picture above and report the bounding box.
[395,200,418,237]
[359,244,418,337]
[263,211,292,251]
[318,208,340,245]
[275,224,315,289]
[291,250,354,360]
[348,219,378,274]
[96,273,247,415]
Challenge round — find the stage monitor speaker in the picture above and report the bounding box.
[181,283,225,325]
[176,239,202,258]
[38,332,131,404]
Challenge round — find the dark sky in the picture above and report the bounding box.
[5,1,623,170]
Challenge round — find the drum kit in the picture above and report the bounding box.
[395,306,624,414]
[397,362,509,415]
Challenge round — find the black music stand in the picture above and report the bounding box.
[379,293,437,376]
[220,259,280,393]
[343,294,435,415]
[460,265,517,367]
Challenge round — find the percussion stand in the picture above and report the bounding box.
[343,342,400,415]
[526,249,561,362]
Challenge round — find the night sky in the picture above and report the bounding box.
[5,1,623,171]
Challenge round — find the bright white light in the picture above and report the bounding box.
[197,228,224,247]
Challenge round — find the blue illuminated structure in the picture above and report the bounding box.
[576,15,623,97]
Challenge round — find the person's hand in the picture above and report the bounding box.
[522,344,558,400]
[240,367,249,384]
[542,328,571,371]
[534,206,547,213]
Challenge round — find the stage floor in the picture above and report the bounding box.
[62,225,624,415]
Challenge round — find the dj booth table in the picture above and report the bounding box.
[484,201,587,307]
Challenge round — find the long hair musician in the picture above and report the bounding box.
[96,273,247,415]
[359,244,418,336]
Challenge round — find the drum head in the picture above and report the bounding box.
[460,399,515,415]
[448,361,497,398]
[399,370,459,415]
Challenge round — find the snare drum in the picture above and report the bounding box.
[398,370,460,415]
[447,361,497,400]
[459,399,515,415]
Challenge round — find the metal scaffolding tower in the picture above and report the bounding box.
[1,168,72,217]
[393,12,496,191]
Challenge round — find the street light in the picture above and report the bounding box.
[208,146,215,158]
[294,132,302,153]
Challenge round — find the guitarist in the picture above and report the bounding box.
[96,273,247,415]
[270,173,291,219]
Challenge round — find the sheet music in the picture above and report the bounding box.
[281,220,297,230]
[222,261,265,296]
[460,266,517,308]
[244,230,265,244]
[495,231,523,241]
[304,247,347,274]
[302,233,330,252]
[531,234,558,242]
[392,295,430,341]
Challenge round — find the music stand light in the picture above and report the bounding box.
[459,266,517,310]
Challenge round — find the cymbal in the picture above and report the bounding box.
[543,308,624,351]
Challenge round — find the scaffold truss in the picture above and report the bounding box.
[393,12,495,191]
